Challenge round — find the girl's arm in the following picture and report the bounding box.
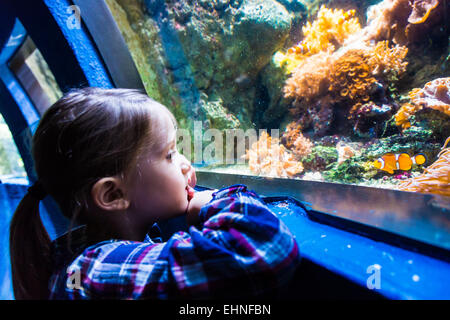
[61,184,300,299]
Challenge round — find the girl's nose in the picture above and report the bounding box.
[180,155,192,174]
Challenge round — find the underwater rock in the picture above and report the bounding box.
[280,121,314,159]
[414,108,450,141]
[169,0,292,129]
[349,101,396,138]
[362,0,445,45]
[302,145,338,171]
[295,97,334,137]
[276,0,306,12]
[110,0,293,137]
[322,155,372,184]
[365,128,442,165]
[395,77,450,138]
[259,58,291,127]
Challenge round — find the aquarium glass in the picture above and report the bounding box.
[105,0,449,198]
[0,114,27,184]
[9,37,63,116]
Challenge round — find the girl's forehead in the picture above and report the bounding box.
[150,110,177,151]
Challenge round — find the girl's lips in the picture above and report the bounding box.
[186,185,195,201]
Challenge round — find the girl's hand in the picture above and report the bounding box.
[185,189,217,226]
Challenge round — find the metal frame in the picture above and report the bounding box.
[71,0,145,90]
[196,170,450,258]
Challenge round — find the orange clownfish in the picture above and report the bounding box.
[373,153,427,174]
[287,42,310,55]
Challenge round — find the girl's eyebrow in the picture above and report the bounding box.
[163,134,176,152]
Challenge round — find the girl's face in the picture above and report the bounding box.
[127,112,193,223]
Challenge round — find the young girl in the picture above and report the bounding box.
[9,87,300,300]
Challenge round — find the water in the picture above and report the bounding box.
[107,0,449,197]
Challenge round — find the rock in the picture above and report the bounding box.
[276,0,306,12]
[414,108,450,141]
[302,145,338,171]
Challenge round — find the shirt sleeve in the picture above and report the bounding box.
[66,184,301,299]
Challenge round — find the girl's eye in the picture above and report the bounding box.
[166,149,177,160]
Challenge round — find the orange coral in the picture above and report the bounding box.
[397,136,450,196]
[283,51,332,105]
[284,40,408,115]
[243,131,304,178]
[281,122,313,160]
[299,6,361,56]
[394,102,416,129]
[329,49,377,102]
[274,5,361,74]
[394,77,450,129]
[368,41,408,79]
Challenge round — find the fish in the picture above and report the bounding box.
[287,42,310,55]
[373,153,427,174]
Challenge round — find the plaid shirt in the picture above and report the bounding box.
[48,184,300,299]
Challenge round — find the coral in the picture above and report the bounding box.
[274,5,361,73]
[397,137,450,196]
[336,141,363,164]
[362,0,444,45]
[281,121,314,159]
[408,0,440,24]
[302,145,338,171]
[395,102,417,130]
[329,49,377,102]
[366,129,442,160]
[410,77,450,113]
[283,51,332,105]
[394,77,450,130]
[368,41,408,82]
[243,131,304,178]
[281,121,303,149]
[283,40,408,137]
[349,102,395,138]
[330,41,408,102]
[301,6,360,54]
[322,155,369,183]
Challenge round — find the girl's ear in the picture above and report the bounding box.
[91,177,130,211]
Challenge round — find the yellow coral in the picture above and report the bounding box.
[394,77,450,130]
[284,39,409,122]
[244,131,304,178]
[394,102,416,129]
[329,49,377,102]
[274,5,361,73]
[369,41,408,78]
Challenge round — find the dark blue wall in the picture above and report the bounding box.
[0,0,114,299]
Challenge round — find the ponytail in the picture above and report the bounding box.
[9,181,52,300]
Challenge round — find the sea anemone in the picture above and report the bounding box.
[397,136,450,196]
